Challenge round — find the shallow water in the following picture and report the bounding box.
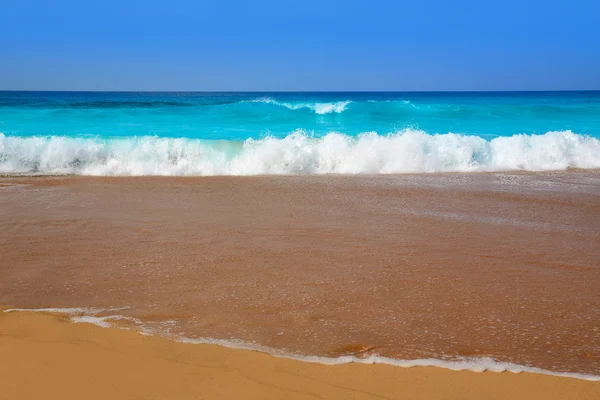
[1,172,598,376]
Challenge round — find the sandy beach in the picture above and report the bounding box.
[1,171,599,398]
[1,309,598,400]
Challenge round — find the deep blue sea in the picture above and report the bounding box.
[1,91,599,175]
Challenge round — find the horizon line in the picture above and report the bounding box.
[1,89,600,93]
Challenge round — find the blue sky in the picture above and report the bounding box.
[1,0,599,91]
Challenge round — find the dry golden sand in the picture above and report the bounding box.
[1,310,598,400]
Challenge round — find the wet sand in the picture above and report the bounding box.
[1,309,599,400]
[1,171,599,376]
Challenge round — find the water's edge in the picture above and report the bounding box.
[4,307,599,382]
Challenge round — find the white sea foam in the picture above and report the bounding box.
[3,307,599,381]
[4,307,137,328]
[1,130,599,176]
[70,315,114,328]
[251,97,351,114]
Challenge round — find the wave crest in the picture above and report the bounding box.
[251,97,351,114]
[1,130,599,176]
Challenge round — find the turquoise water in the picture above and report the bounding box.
[1,91,600,175]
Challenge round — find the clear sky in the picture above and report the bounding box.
[2,0,599,91]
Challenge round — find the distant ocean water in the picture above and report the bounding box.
[1,91,600,175]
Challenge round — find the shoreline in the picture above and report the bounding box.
[4,306,599,382]
[2,173,599,377]
[1,309,599,400]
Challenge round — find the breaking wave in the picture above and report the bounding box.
[251,97,351,114]
[1,130,599,176]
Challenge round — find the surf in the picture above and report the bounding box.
[1,129,599,176]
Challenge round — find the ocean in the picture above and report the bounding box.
[1,91,600,175]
